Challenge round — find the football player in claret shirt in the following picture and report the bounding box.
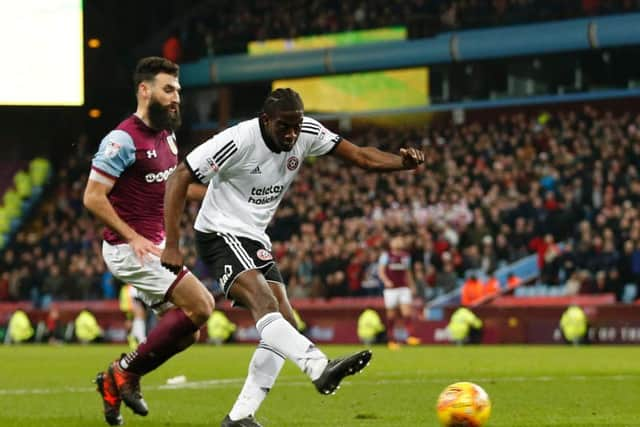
[84,57,212,426]
[161,88,424,427]
[378,235,421,349]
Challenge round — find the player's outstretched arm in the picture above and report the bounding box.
[162,162,196,273]
[83,178,161,263]
[332,138,424,172]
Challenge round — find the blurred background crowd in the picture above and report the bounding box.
[3,106,640,307]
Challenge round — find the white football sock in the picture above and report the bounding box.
[229,343,285,420]
[131,318,146,343]
[256,312,327,380]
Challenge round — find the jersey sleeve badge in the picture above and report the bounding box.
[105,140,122,158]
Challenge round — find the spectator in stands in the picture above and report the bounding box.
[162,29,182,63]
[0,272,8,300]
[539,234,561,285]
[346,249,366,296]
[412,261,429,301]
[506,272,523,289]
[618,239,635,284]
[480,235,498,273]
[41,265,63,309]
[461,274,484,306]
[435,252,458,296]
[360,250,383,296]
[483,275,500,298]
[606,267,625,302]
[494,233,512,263]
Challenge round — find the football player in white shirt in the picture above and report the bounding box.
[162,88,424,427]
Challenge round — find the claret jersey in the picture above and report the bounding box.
[185,116,341,249]
[90,115,178,245]
[379,250,412,288]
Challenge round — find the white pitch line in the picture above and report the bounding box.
[0,374,638,396]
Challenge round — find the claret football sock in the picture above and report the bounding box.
[119,308,199,375]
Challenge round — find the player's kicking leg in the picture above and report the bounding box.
[221,269,372,426]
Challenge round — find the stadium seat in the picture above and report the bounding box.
[0,207,10,234]
[622,284,638,303]
[514,287,527,297]
[548,286,564,296]
[29,157,51,187]
[14,171,32,199]
[2,190,22,218]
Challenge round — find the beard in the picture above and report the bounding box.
[148,98,181,132]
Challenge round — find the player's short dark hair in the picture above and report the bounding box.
[262,88,304,116]
[133,56,179,90]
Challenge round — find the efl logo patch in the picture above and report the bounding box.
[203,157,219,174]
[256,249,273,261]
[105,141,121,158]
[287,156,299,171]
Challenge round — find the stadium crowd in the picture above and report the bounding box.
[172,0,640,59]
[1,105,640,306]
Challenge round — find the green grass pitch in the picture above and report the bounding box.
[1,344,639,426]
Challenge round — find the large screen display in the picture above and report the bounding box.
[0,0,84,106]
[249,27,428,113]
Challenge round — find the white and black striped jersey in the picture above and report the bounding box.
[185,116,341,249]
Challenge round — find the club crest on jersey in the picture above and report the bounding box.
[257,249,273,261]
[287,156,299,171]
[205,157,219,173]
[166,134,178,155]
[105,141,121,158]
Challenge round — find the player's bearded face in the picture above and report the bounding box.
[148,95,181,132]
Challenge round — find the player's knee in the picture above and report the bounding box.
[190,303,212,326]
[203,291,215,315]
[184,295,214,326]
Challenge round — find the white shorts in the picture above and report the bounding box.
[383,287,412,309]
[102,241,189,313]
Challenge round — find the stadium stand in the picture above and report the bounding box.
[2,106,639,313]
[165,0,640,59]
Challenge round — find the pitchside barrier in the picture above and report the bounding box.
[1,295,639,345]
